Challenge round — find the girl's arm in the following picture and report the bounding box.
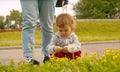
[47,36,57,54]
[67,34,81,53]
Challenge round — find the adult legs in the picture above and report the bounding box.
[38,0,57,56]
[20,0,38,57]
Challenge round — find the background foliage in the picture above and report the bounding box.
[0,9,22,30]
[0,1,120,29]
[74,0,120,19]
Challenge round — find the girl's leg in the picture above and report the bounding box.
[66,51,81,59]
[54,52,64,58]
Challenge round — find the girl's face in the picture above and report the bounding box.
[58,25,72,37]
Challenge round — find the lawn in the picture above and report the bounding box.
[0,20,120,47]
[75,20,120,42]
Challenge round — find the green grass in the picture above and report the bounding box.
[0,20,120,47]
[0,30,42,47]
[75,21,120,42]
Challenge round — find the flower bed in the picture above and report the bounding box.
[0,48,119,72]
[0,29,22,33]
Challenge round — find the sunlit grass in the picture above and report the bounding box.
[0,30,42,47]
[79,36,120,42]
[0,20,120,47]
[75,21,120,42]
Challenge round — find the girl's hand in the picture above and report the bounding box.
[62,46,69,53]
[53,46,62,53]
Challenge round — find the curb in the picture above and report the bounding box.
[0,40,120,50]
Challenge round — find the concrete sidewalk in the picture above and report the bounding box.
[0,41,120,65]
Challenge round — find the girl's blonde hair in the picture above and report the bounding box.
[56,13,76,31]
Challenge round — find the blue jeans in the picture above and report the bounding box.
[20,0,57,57]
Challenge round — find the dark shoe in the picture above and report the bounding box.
[43,56,50,63]
[31,59,39,65]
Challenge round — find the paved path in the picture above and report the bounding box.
[0,41,120,65]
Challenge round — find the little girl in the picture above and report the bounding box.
[47,13,81,59]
